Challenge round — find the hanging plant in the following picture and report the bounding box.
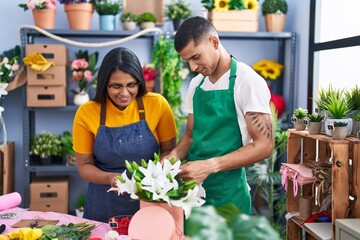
[152,35,187,136]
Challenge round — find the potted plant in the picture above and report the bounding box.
[19,0,56,29]
[94,0,122,31]
[328,121,348,140]
[165,0,192,31]
[30,131,63,165]
[352,112,360,136]
[75,194,86,218]
[59,131,75,165]
[305,112,322,134]
[120,12,138,31]
[58,0,96,30]
[262,0,288,32]
[323,93,353,137]
[291,107,308,131]
[137,12,157,30]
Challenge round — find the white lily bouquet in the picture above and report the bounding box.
[108,154,206,219]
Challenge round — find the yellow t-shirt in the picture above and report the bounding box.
[72,92,177,154]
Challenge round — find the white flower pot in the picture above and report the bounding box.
[324,118,353,137]
[74,92,90,106]
[75,208,84,218]
[140,22,155,30]
[122,21,137,31]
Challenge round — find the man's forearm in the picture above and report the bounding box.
[171,134,193,160]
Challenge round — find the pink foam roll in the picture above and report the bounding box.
[0,192,22,211]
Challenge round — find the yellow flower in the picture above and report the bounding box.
[252,60,284,80]
[214,0,230,11]
[243,0,258,10]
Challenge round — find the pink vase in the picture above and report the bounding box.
[128,201,184,240]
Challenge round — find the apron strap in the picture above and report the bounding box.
[100,101,106,125]
[229,56,237,90]
[137,96,145,120]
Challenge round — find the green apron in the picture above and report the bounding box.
[188,57,251,215]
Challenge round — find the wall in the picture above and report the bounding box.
[0,0,310,208]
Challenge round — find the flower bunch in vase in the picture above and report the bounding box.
[71,50,98,105]
[142,64,157,92]
[108,153,206,219]
[252,59,284,87]
[0,46,22,98]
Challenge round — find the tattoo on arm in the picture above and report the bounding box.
[249,112,273,140]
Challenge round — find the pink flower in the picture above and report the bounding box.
[1,57,9,64]
[71,59,89,70]
[47,0,56,9]
[26,0,36,10]
[72,71,83,81]
[11,63,20,71]
[84,70,92,81]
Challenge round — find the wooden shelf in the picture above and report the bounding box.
[286,129,360,239]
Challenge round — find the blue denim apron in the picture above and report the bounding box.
[84,97,159,222]
[188,58,251,214]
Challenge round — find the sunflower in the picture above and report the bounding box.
[253,60,284,80]
[214,0,230,11]
[243,0,259,10]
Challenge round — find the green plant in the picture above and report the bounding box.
[324,94,349,119]
[59,131,74,156]
[293,107,308,119]
[30,131,63,159]
[137,12,157,24]
[201,0,258,11]
[165,0,192,20]
[262,0,288,15]
[345,85,360,112]
[94,0,121,15]
[186,204,281,239]
[314,84,343,111]
[307,112,322,122]
[353,112,360,121]
[120,12,137,22]
[334,121,348,127]
[75,194,86,210]
[152,36,187,137]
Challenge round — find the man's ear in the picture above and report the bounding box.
[209,35,219,49]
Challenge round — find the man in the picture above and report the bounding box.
[167,16,274,214]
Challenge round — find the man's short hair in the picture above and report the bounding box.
[174,16,217,52]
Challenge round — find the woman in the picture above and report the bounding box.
[72,47,177,222]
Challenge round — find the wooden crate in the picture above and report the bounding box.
[208,10,258,32]
[285,130,360,240]
[0,142,15,195]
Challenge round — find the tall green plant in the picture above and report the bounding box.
[345,85,360,113]
[246,104,287,236]
[152,36,186,136]
[314,84,343,111]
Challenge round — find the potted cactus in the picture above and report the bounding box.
[292,108,308,131]
[305,112,322,134]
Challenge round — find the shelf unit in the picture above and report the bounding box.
[19,28,297,210]
[19,28,159,210]
[286,129,360,240]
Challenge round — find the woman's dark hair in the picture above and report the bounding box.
[94,47,147,103]
[174,16,217,52]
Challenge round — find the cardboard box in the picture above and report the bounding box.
[26,44,68,66]
[30,202,68,214]
[27,66,67,86]
[27,85,66,107]
[30,177,69,204]
[123,0,164,24]
[208,10,259,32]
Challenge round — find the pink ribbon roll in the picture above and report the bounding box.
[0,192,22,211]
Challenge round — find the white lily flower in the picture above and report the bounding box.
[163,159,181,189]
[107,171,138,199]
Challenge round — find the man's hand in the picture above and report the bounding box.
[178,160,214,184]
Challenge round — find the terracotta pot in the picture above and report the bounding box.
[64,3,94,30]
[264,13,286,32]
[307,122,322,134]
[32,9,56,29]
[294,119,306,131]
[145,79,155,92]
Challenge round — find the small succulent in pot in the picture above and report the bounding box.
[305,112,323,134]
[293,107,308,119]
[292,108,308,131]
[307,112,322,122]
